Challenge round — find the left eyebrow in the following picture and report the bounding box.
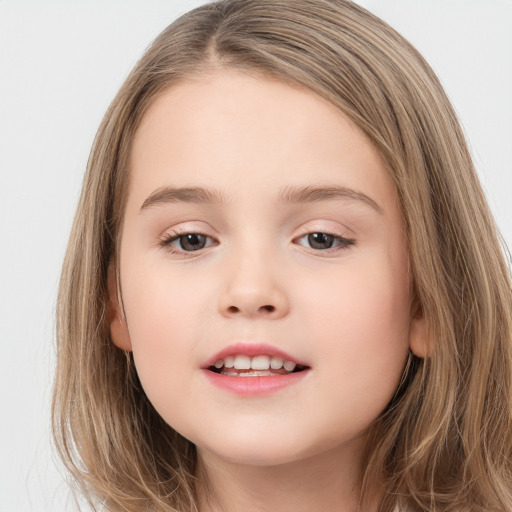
[278,185,383,214]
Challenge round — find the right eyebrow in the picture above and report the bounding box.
[140,186,226,211]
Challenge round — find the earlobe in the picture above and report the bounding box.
[107,263,132,352]
[408,309,430,358]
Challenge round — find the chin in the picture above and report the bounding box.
[204,443,309,467]
[193,424,332,468]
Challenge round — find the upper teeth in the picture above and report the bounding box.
[214,355,296,372]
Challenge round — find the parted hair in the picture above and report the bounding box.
[52,1,512,511]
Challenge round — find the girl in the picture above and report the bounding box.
[52,1,512,511]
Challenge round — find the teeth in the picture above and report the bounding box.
[213,355,299,372]
[270,357,284,369]
[233,355,251,370]
[251,355,270,370]
[283,361,296,372]
[221,370,276,377]
[239,370,274,377]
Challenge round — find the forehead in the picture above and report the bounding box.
[127,69,397,215]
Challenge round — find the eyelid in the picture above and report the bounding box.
[157,225,218,255]
[157,220,216,241]
[293,232,355,251]
[156,222,355,255]
[291,222,356,252]
[293,220,354,239]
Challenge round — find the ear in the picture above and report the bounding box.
[409,316,428,358]
[107,263,132,352]
[408,301,430,358]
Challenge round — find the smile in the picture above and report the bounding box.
[210,355,306,376]
[202,343,311,394]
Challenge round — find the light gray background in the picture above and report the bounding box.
[1,1,511,510]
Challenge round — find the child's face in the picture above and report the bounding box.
[111,69,424,468]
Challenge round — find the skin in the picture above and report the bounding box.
[109,69,426,512]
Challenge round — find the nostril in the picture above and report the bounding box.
[223,304,277,315]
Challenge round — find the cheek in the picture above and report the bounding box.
[120,262,211,404]
[305,254,409,335]
[299,254,411,401]
[123,257,212,335]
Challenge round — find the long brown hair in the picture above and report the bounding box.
[52,1,512,510]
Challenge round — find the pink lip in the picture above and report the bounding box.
[201,342,311,396]
[202,369,310,396]
[201,342,308,369]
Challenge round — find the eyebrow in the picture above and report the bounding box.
[140,184,382,214]
[278,185,382,214]
[140,186,225,210]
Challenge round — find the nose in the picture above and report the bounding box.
[218,250,290,319]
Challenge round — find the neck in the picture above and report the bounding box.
[195,439,381,512]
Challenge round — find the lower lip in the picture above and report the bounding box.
[202,369,310,395]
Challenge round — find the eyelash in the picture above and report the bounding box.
[296,232,355,252]
[158,231,216,254]
[158,230,355,255]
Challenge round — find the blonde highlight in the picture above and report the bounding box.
[53,1,512,510]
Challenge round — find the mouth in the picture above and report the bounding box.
[202,344,310,395]
[207,354,309,377]
[202,343,311,378]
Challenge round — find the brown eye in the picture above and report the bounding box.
[177,233,208,251]
[295,232,355,251]
[160,232,215,253]
[308,232,335,249]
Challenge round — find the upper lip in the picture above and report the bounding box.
[201,342,309,369]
